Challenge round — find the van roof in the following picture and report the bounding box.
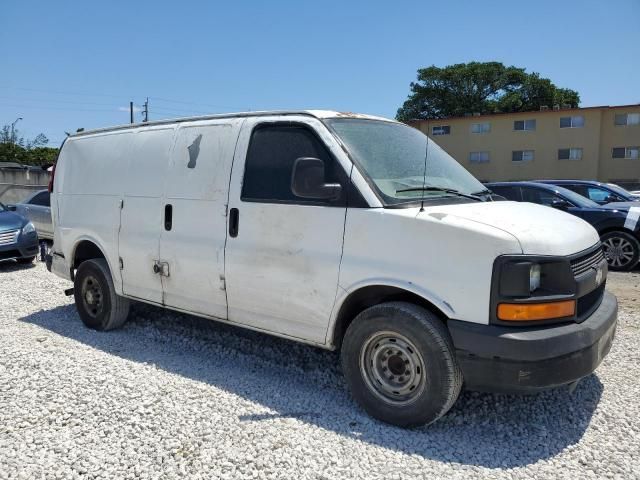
[69,110,395,138]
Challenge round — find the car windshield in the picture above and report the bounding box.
[325,118,485,205]
[605,183,634,199]
[554,185,601,208]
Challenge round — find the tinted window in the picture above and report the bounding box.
[521,187,565,206]
[561,184,588,197]
[241,124,341,204]
[587,187,617,203]
[29,191,50,207]
[489,186,521,201]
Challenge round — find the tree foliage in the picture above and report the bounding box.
[0,124,59,167]
[396,62,580,121]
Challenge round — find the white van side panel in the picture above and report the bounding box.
[119,127,175,303]
[159,119,243,318]
[333,207,522,333]
[224,116,351,344]
[54,131,134,288]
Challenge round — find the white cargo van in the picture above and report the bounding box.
[47,111,617,427]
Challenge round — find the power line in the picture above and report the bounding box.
[0,102,119,113]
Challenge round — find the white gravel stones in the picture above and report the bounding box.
[1,261,639,479]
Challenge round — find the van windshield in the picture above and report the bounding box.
[325,118,486,205]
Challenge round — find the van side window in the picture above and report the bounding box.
[241,124,343,204]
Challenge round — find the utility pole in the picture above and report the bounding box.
[10,117,22,162]
[142,97,149,123]
[129,101,134,124]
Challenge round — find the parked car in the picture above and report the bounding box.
[487,181,640,271]
[47,110,617,427]
[0,201,39,263]
[536,179,640,205]
[7,190,53,240]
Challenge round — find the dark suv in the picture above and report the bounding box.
[487,181,640,271]
[536,180,640,205]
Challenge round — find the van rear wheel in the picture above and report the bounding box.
[341,302,462,428]
[74,258,130,331]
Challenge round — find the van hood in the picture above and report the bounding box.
[417,200,599,256]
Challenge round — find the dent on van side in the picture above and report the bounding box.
[46,110,617,427]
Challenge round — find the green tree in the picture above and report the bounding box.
[0,124,59,166]
[396,62,580,121]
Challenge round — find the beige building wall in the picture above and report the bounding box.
[410,105,640,188]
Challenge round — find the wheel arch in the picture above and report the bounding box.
[328,282,453,350]
[70,237,112,279]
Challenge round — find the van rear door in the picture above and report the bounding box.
[157,119,243,319]
[119,127,175,304]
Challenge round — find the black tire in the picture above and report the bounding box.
[74,258,130,331]
[17,256,36,264]
[341,302,462,428]
[601,231,640,271]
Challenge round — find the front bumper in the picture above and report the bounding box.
[448,291,618,393]
[0,232,38,261]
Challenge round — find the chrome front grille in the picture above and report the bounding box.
[571,247,605,277]
[0,229,19,246]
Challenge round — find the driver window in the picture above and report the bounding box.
[587,187,614,203]
[241,124,343,204]
[522,188,564,206]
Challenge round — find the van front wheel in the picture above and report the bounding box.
[341,302,462,428]
[74,258,130,331]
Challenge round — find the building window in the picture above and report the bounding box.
[469,151,490,163]
[612,147,640,159]
[558,148,583,160]
[431,125,450,135]
[512,150,535,162]
[471,122,490,134]
[559,116,585,128]
[514,119,536,131]
[614,113,640,126]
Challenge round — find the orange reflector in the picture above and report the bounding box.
[497,300,576,321]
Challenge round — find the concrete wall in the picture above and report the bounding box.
[0,169,50,204]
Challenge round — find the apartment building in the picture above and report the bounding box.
[410,104,640,188]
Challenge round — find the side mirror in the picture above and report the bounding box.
[6,204,16,211]
[551,199,570,210]
[291,157,342,200]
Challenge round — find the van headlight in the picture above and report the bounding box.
[492,256,576,324]
[22,222,36,235]
[529,264,541,292]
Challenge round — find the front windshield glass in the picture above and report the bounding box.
[326,118,485,205]
[555,185,600,208]
[605,183,633,199]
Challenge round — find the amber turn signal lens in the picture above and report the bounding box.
[497,300,576,321]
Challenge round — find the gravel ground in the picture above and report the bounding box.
[1,261,639,480]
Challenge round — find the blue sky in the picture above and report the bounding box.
[1,0,639,146]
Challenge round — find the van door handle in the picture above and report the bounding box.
[164,204,173,231]
[229,208,239,237]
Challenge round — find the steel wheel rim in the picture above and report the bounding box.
[603,237,635,268]
[359,331,426,406]
[81,274,104,318]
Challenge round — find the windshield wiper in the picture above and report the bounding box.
[396,186,483,201]
[471,189,492,196]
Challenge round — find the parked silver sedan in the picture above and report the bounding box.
[9,190,53,240]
